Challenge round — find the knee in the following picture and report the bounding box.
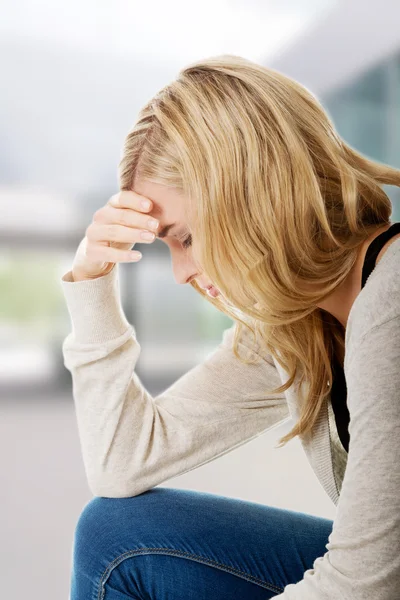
[74,496,109,535]
[71,495,137,580]
[73,488,182,560]
[73,497,113,556]
[73,490,161,552]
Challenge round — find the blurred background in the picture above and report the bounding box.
[1,0,400,597]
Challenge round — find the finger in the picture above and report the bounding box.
[86,243,142,263]
[87,222,156,244]
[96,204,159,233]
[107,190,153,212]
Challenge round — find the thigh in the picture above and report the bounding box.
[71,487,333,600]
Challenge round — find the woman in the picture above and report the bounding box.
[61,55,400,599]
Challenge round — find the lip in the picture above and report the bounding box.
[204,285,220,298]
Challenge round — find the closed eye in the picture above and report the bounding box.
[180,234,192,249]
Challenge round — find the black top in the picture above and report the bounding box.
[330,222,400,452]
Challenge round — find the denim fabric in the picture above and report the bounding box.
[70,487,333,599]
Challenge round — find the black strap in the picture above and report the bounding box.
[361,222,400,287]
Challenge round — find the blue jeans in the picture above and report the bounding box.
[71,487,333,599]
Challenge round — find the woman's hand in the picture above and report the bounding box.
[71,190,159,281]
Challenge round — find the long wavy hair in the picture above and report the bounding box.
[118,54,400,446]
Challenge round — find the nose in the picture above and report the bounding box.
[171,253,199,285]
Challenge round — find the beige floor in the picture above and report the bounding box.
[1,395,336,600]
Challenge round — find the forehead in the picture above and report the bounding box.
[133,180,187,223]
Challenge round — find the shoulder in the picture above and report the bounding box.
[345,239,400,368]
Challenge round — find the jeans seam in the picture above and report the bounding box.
[97,546,285,599]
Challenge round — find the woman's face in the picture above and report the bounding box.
[133,179,220,296]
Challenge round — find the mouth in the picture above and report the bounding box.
[205,285,220,298]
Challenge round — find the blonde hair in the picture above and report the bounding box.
[119,54,400,446]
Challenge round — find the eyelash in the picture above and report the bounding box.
[181,234,192,249]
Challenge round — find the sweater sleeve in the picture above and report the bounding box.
[273,315,400,600]
[60,264,289,498]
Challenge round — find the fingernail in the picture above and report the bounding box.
[147,218,159,230]
[141,200,151,210]
[141,231,155,240]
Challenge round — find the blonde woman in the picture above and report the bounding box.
[61,55,400,599]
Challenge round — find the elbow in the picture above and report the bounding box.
[88,472,152,499]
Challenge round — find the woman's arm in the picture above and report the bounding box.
[274,315,400,600]
[61,264,289,498]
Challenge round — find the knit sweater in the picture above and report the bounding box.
[60,238,400,599]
